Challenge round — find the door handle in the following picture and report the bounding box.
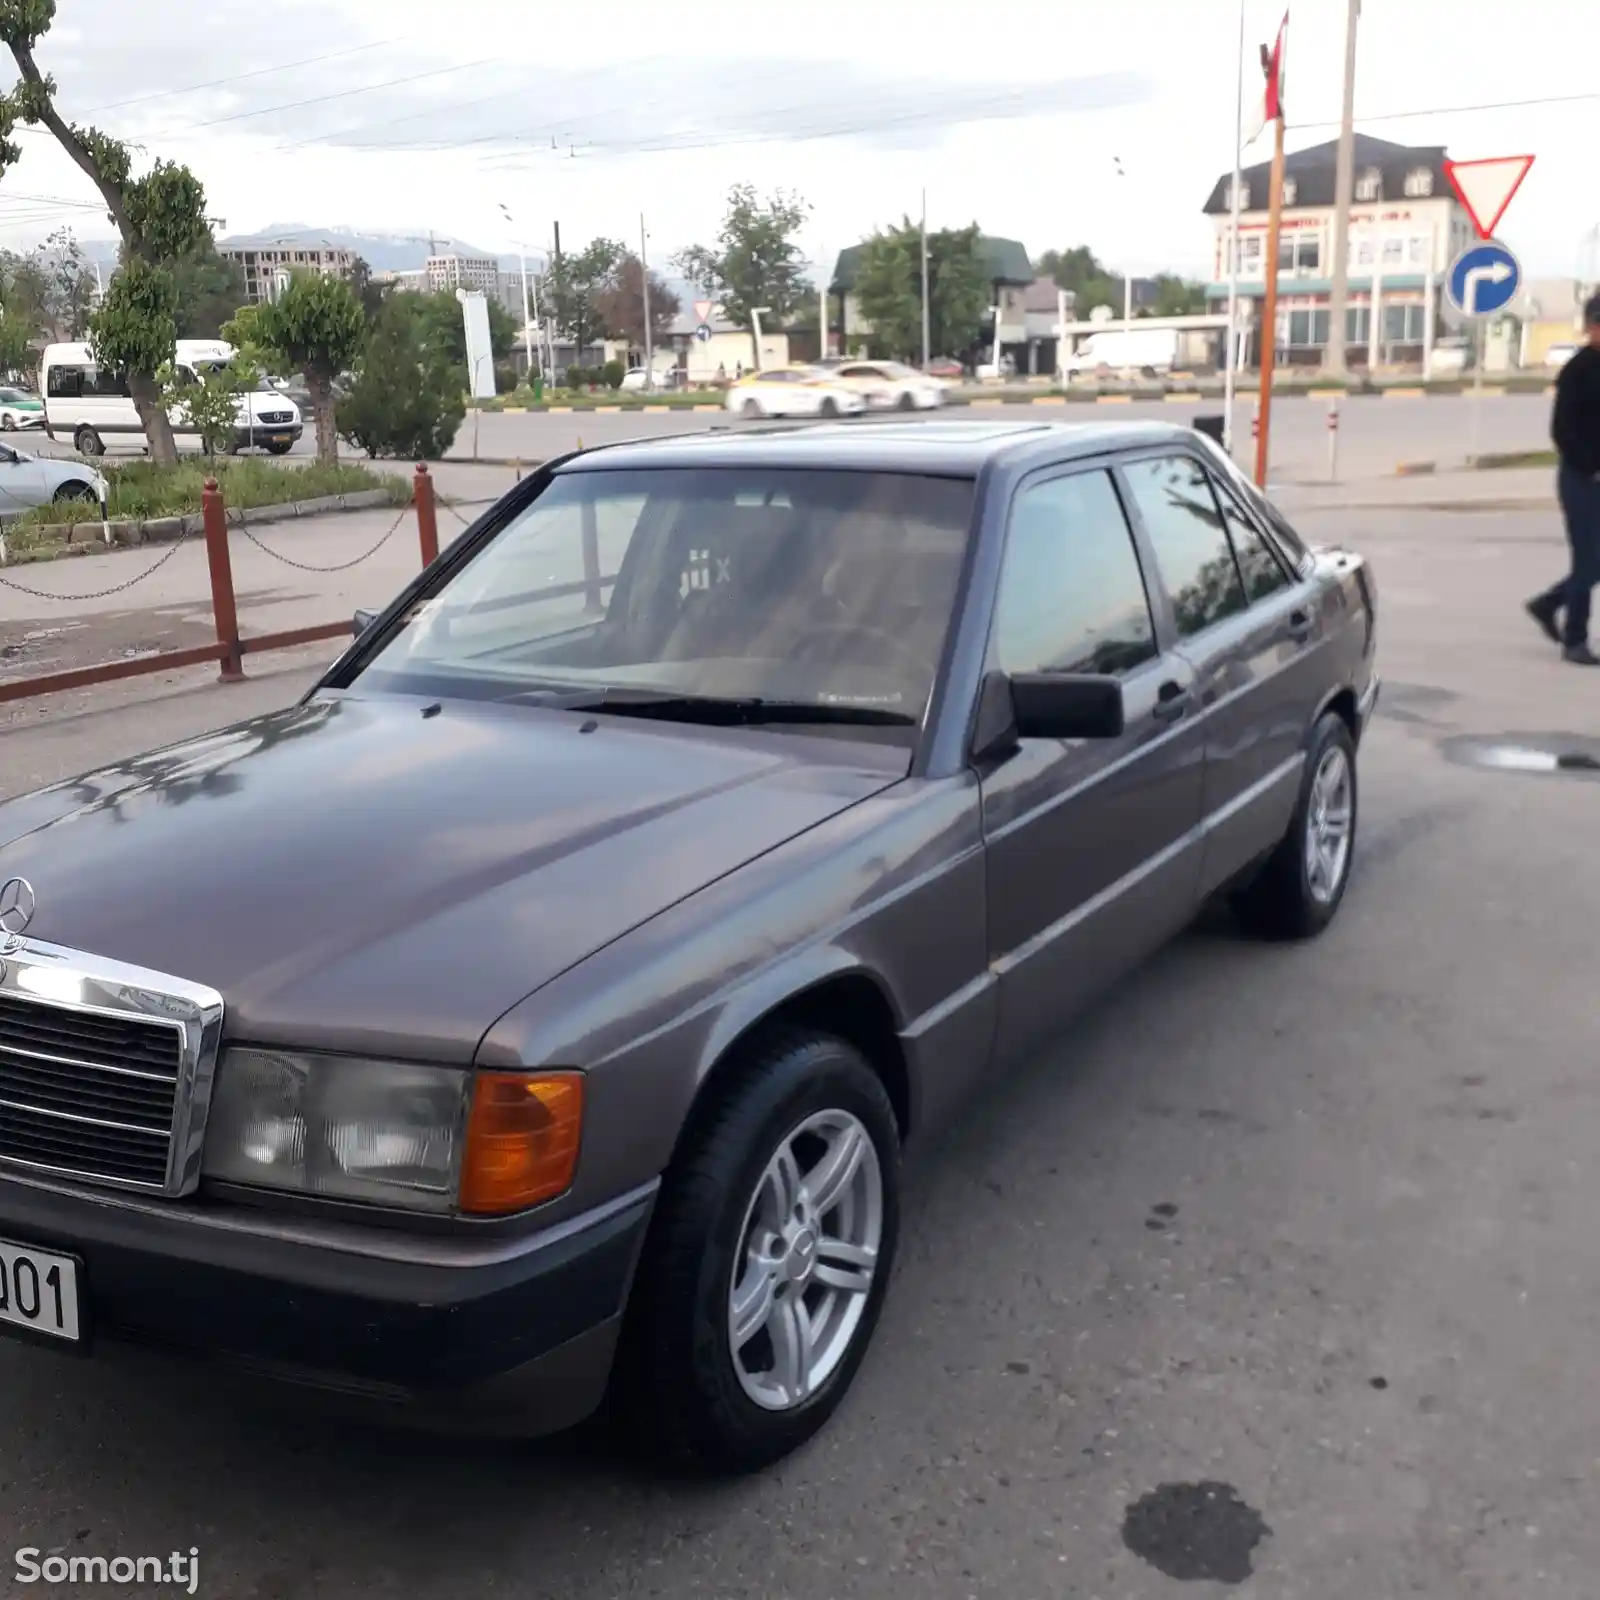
[1287,609,1314,642]
[1152,679,1189,723]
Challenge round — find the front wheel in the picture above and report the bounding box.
[52,481,96,505]
[740,397,763,419]
[1232,711,1358,939]
[619,1030,901,1473]
[818,396,840,418]
[895,390,915,411]
[73,425,104,457]
[0,413,14,431]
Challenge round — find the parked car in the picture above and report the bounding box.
[0,420,1377,1472]
[923,357,965,381]
[725,365,866,419]
[0,386,44,431]
[831,360,948,411]
[0,439,107,518]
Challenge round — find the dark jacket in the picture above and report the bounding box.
[1551,345,1600,477]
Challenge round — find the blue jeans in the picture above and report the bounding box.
[1532,466,1600,646]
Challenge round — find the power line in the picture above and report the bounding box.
[1290,87,1600,132]
[70,39,407,115]
[140,53,501,137]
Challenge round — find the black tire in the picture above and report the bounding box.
[741,397,762,419]
[618,1029,901,1474]
[73,426,104,457]
[819,396,840,418]
[1232,711,1358,940]
[1,414,14,431]
[52,481,96,504]
[266,440,294,456]
[895,390,915,411]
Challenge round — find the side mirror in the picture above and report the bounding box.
[1010,672,1125,740]
[353,608,378,635]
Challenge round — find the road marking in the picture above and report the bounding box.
[1031,395,1067,405]
[1165,392,1204,402]
[547,406,573,414]
[970,398,1004,408]
[693,404,722,412]
[1383,388,1427,399]
[501,406,526,414]
[594,405,622,413]
[1096,394,1134,404]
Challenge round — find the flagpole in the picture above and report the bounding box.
[1222,0,1246,454]
[1255,105,1287,487]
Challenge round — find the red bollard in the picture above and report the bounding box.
[414,463,439,567]
[201,477,244,682]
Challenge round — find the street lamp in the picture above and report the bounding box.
[750,306,772,372]
[498,202,537,385]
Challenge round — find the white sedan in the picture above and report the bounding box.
[0,441,107,520]
[724,366,866,420]
[832,360,949,411]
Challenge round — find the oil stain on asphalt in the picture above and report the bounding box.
[1121,1481,1271,1584]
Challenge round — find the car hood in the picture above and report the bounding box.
[0,694,904,1062]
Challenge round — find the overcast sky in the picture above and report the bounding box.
[0,0,1593,280]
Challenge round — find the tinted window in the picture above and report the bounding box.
[358,468,974,722]
[994,470,1158,677]
[46,366,82,399]
[1121,455,1247,637]
[1212,479,1292,602]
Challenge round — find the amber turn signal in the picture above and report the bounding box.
[459,1071,584,1215]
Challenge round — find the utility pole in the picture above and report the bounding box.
[639,213,654,391]
[1222,0,1245,452]
[920,188,932,370]
[1323,0,1360,377]
[552,221,563,375]
[1256,109,1287,487]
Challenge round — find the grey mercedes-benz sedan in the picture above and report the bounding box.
[0,420,1377,1472]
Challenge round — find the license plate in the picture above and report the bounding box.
[270,434,292,445]
[0,1236,81,1341]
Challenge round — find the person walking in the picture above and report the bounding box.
[1527,293,1600,664]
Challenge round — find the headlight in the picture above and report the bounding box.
[202,1049,584,1215]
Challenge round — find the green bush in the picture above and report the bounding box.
[565,364,587,390]
[602,359,625,390]
[337,298,467,459]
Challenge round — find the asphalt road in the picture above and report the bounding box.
[25,389,1553,485]
[2,485,1598,1597]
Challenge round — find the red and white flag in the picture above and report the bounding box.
[1244,10,1288,147]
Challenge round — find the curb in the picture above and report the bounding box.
[47,488,399,551]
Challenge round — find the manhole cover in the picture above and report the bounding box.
[1441,733,1600,779]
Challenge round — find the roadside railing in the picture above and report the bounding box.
[0,465,451,706]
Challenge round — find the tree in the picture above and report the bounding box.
[252,270,365,461]
[1146,274,1206,318]
[676,185,810,362]
[220,302,289,378]
[595,253,679,351]
[35,227,92,338]
[543,238,623,361]
[0,306,31,374]
[348,256,388,323]
[386,291,516,389]
[1038,245,1120,320]
[169,240,247,338]
[160,356,245,458]
[336,295,464,460]
[851,219,989,361]
[0,0,213,463]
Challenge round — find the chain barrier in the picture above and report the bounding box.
[440,498,474,527]
[0,525,196,602]
[233,500,412,574]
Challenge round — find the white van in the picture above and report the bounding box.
[40,340,304,458]
[1061,327,1180,378]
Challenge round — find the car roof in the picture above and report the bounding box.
[557,419,1207,477]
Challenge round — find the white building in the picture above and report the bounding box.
[1202,134,1476,371]
[220,244,358,306]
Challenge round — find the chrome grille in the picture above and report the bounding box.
[257,411,293,425]
[0,991,180,1186]
[0,942,223,1196]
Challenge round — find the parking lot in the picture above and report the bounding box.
[1,454,1596,1596]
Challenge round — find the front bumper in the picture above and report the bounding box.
[0,1172,655,1435]
[236,422,304,447]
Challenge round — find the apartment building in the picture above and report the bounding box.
[220,245,358,305]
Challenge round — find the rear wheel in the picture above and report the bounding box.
[72,426,104,457]
[740,397,763,419]
[819,396,840,418]
[1232,711,1358,939]
[618,1029,900,1474]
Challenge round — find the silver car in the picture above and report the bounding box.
[0,441,106,519]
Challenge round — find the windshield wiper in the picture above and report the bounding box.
[553,689,917,727]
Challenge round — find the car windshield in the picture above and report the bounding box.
[0,388,27,402]
[353,467,976,730]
